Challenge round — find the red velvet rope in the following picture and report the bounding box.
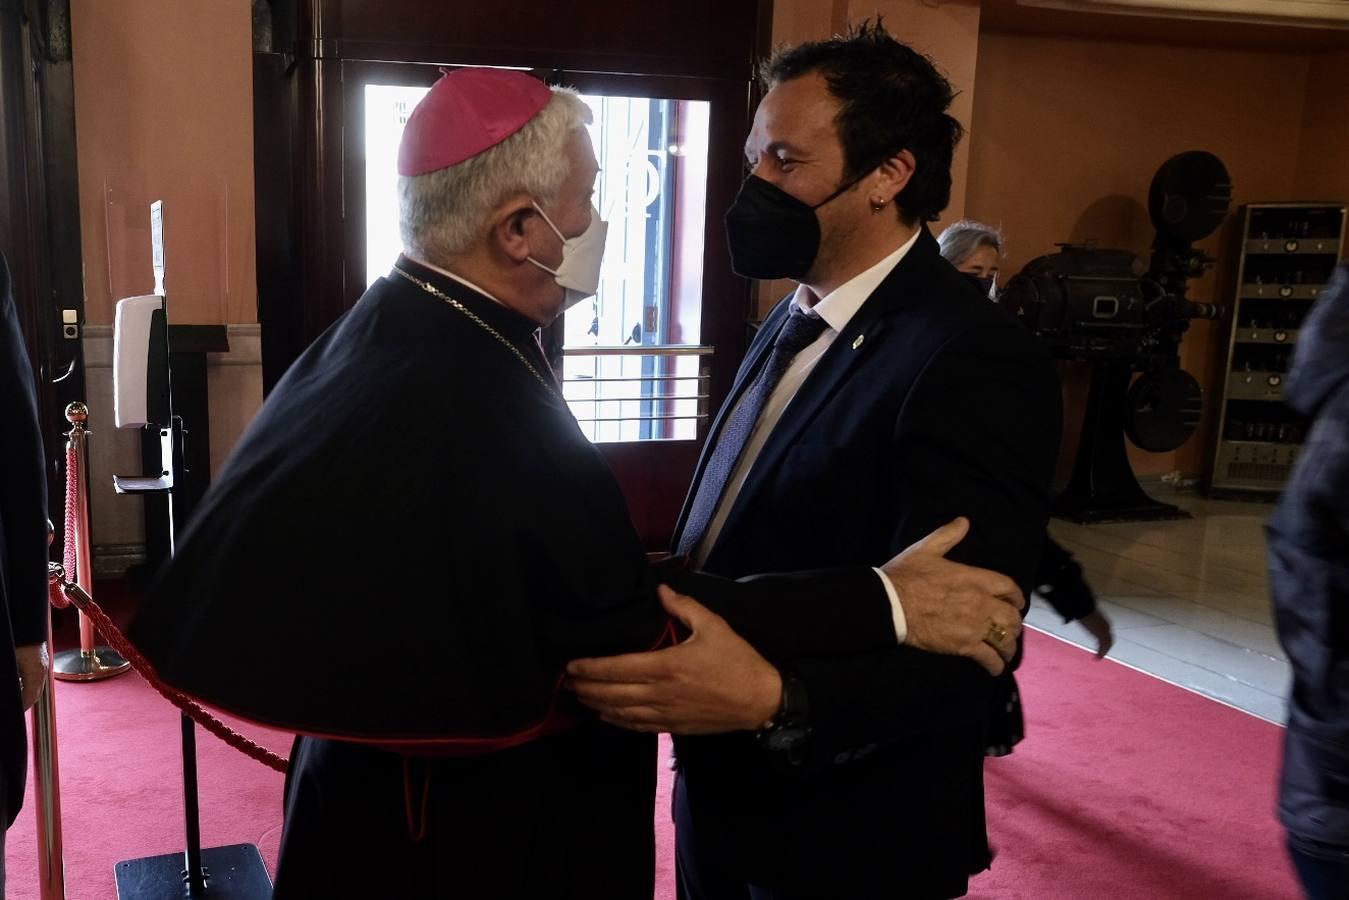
[49,445,78,610]
[58,580,290,773]
[47,573,67,611]
[51,432,288,773]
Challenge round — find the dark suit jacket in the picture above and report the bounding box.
[672,229,1062,897]
[131,258,902,897]
[0,254,48,826]
[131,257,900,745]
[1270,263,1349,850]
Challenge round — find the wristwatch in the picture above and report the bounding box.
[757,672,812,761]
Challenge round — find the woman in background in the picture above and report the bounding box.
[939,219,1002,299]
[938,220,1115,754]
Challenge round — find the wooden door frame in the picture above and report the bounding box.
[252,0,773,545]
[0,0,89,546]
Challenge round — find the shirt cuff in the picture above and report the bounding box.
[872,567,907,644]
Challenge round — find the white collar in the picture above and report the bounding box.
[791,229,922,331]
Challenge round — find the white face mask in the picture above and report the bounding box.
[527,202,608,311]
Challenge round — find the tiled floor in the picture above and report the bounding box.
[1025,486,1291,724]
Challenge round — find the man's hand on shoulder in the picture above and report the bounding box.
[882,517,1025,676]
[565,586,782,735]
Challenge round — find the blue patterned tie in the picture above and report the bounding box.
[677,306,830,558]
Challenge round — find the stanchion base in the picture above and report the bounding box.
[116,843,272,898]
[53,647,131,682]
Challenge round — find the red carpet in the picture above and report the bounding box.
[6,673,289,899]
[971,631,1300,900]
[3,632,1298,898]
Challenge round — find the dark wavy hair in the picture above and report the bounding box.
[760,19,963,224]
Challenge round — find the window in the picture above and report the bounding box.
[364,84,711,442]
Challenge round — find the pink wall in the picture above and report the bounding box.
[966,31,1311,479]
[70,0,256,325]
[63,1,1349,484]
[1297,49,1349,204]
[757,0,983,314]
[862,0,982,231]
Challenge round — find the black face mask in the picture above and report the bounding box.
[724,175,866,280]
[964,272,996,299]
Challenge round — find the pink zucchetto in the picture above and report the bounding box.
[397,68,553,177]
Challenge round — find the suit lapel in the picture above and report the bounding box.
[705,230,943,565]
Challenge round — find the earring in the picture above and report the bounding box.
[871,199,887,212]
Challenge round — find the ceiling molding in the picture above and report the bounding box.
[1016,0,1349,30]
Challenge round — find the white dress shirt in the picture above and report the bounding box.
[692,230,923,642]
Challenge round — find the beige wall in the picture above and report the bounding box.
[1297,49,1349,202]
[62,1,1349,553]
[758,0,983,314]
[859,0,982,229]
[770,0,849,46]
[966,31,1313,479]
[71,0,257,327]
[70,0,261,568]
[762,11,1348,484]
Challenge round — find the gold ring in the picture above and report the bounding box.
[985,622,1009,646]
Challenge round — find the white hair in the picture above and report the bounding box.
[937,220,1005,266]
[398,88,592,262]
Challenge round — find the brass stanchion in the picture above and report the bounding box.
[33,522,66,900]
[53,402,129,682]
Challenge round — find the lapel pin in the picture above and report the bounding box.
[852,334,865,350]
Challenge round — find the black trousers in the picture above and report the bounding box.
[274,726,656,899]
[1289,835,1349,900]
[0,770,7,896]
[675,770,979,900]
[675,773,838,900]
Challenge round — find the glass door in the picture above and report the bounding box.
[345,62,753,545]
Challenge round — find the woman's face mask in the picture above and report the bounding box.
[528,202,608,311]
[964,272,997,300]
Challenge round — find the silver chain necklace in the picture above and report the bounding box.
[393,266,560,400]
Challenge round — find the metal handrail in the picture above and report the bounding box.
[573,414,709,423]
[563,393,711,403]
[561,344,712,436]
[561,344,714,357]
[565,374,707,384]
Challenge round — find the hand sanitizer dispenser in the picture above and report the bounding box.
[112,294,170,429]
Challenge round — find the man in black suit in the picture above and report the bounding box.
[568,22,1062,899]
[0,253,52,891]
[132,69,1030,898]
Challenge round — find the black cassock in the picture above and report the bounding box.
[130,257,896,898]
